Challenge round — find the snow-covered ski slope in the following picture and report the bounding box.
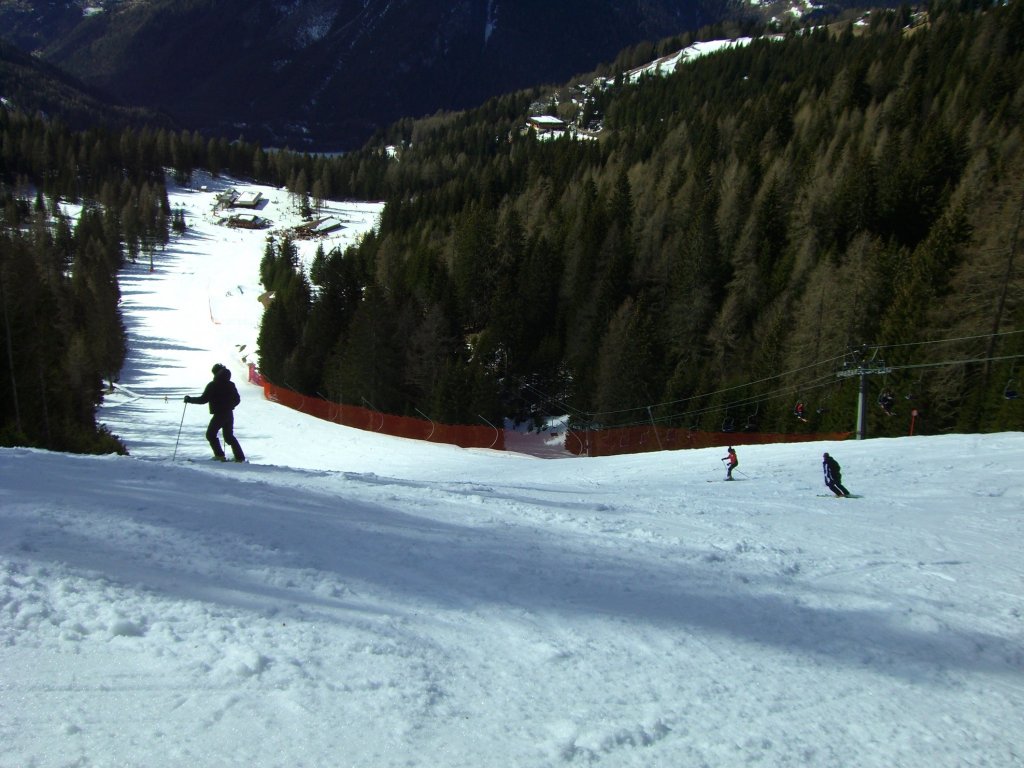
[1,175,1022,767]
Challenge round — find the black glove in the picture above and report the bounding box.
[183,396,192,404]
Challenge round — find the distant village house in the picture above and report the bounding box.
[527,115,567,137]
[234,190,263,208]
[214,188,263,211]
[313,217,343,234]
[227,213,268,229]
[215,189,239,210]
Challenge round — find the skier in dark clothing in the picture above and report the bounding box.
[185,363,245,462]
[879,389,896,416]
[822,452,850,497]
[722,446,738,480]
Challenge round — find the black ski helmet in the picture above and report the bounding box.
[212,363,225,375]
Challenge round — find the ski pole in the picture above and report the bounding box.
[172,401,187,461]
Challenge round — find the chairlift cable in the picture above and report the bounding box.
[874,329,1024,352]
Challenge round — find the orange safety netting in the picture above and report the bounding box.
[251,365,848,456]
[259,378,504,450]
[565,426,853,457]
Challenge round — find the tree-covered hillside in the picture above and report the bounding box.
[0,110,174,452]
[0,38,172,133]
[3,2,1022,454]
[254,2,1024,438]
[13,0,741,151]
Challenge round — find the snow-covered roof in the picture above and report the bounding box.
[234,190,263,207]
[528,115,567,127]
[314,217,343,233]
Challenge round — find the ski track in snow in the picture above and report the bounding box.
[1,174,1022,767]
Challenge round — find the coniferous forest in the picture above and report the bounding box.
[2,1,1023,453]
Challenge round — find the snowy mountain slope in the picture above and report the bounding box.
[1,175,1023,767]
[3,430,1023,766]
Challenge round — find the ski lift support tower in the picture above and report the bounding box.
[836,345,892,440]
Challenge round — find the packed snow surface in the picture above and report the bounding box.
[1,176,1022,767]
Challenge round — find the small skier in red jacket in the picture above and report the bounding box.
[722,446,738,480]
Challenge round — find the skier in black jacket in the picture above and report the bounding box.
[185,363,245,462]
[822,452,850,497]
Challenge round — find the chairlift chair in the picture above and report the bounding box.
[744,403,760,432]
